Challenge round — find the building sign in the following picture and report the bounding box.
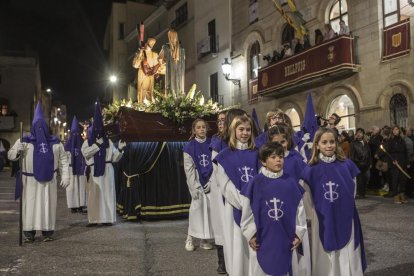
[258,36,357,95]
[382,19,410,61]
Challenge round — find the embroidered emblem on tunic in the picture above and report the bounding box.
[323,181,339,202]
[198,154,209,167]
[266,197,284,221]
[39,143,48,154]
[238,166,254,182]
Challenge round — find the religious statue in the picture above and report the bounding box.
[158,29,185,94]
[132,37,162,104]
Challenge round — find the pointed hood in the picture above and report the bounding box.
[22,101,59,182]
[294,93,319,160]
[302,93,319,140]
[87,101,109,177]
[64,116,85,175]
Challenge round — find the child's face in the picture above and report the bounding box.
[317,132,336,157]
[235,122,251,144]
[262,153,284,173]
[194,121,207,139]
[271,134,288,151]
[217,114,225,133]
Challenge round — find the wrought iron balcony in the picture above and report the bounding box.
[197,35,219,59]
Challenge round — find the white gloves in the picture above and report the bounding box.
[96,138,104,146]
[302,133,310,142]
[118,140,126,150]
[203,182,211,194]
[16,142,25,152]
[191,188,203,200]
[60,179,70,188]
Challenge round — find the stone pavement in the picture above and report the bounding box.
[0,168,414,275]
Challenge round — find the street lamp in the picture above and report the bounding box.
[221,58,241,86]
[109,75,117,83]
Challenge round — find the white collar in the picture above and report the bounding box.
[284,150,290,158]
[260,167,283,179]
[236,141,249,150]
[319,153,336,163]
[195,137,206,143]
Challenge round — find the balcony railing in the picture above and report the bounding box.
[258,35,360,97]
[212,94,224,106]
[197,35,219,59]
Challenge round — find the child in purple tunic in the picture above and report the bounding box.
[183,118,214,252]
[268,125,306,182]
[209,110,228,274]
[241,142,308,276]
[301,128,366,276]
[214,115,261,276]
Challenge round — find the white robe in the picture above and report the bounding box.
[216,163,250,276]
[210,150,226,245]
[183,152,214,239]
[65,152,87,209]
[301,178,364,276]
[8,139,69,231]
[81,140,123,224]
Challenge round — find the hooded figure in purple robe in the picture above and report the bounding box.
[87,102,109,177]
[242,173,304,276]
[22,102,60,182]
[64,116,85,175]
[183,137,213,189]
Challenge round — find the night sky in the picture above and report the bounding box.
[0,0,115,121]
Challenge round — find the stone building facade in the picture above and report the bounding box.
[231,0,414,131]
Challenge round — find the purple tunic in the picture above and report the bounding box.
[183,138,213,188]
[214,148,261,225]
[283,150,306,182]
[242,173,304,276]
[22,102,59,182]
[209,135,228,153]
[301,159,364,250]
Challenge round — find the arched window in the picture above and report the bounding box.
[326,94,355,131]
[329,0,348,34]
[281,24,295,46]
[250,41,261,79]
[390,93,407,128]
[285,108,301,131]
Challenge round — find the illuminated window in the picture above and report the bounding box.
[329,0,348,34]
[383,0,414,27]
[326,95,355,131]
[250,41,260,79]
[285,108,301,131]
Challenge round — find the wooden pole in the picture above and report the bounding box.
[19,122,23,246]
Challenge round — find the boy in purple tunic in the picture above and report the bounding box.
[301,128,366,275]
[240,142,308,276]
[183,118,214,251]
[214,115,261,276]
[268,125,306,181]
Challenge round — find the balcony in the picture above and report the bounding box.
[258,35,360,98]
[197,35,219,60]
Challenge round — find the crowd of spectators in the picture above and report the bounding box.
[336,124,414,203]
[263,20,351,64]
